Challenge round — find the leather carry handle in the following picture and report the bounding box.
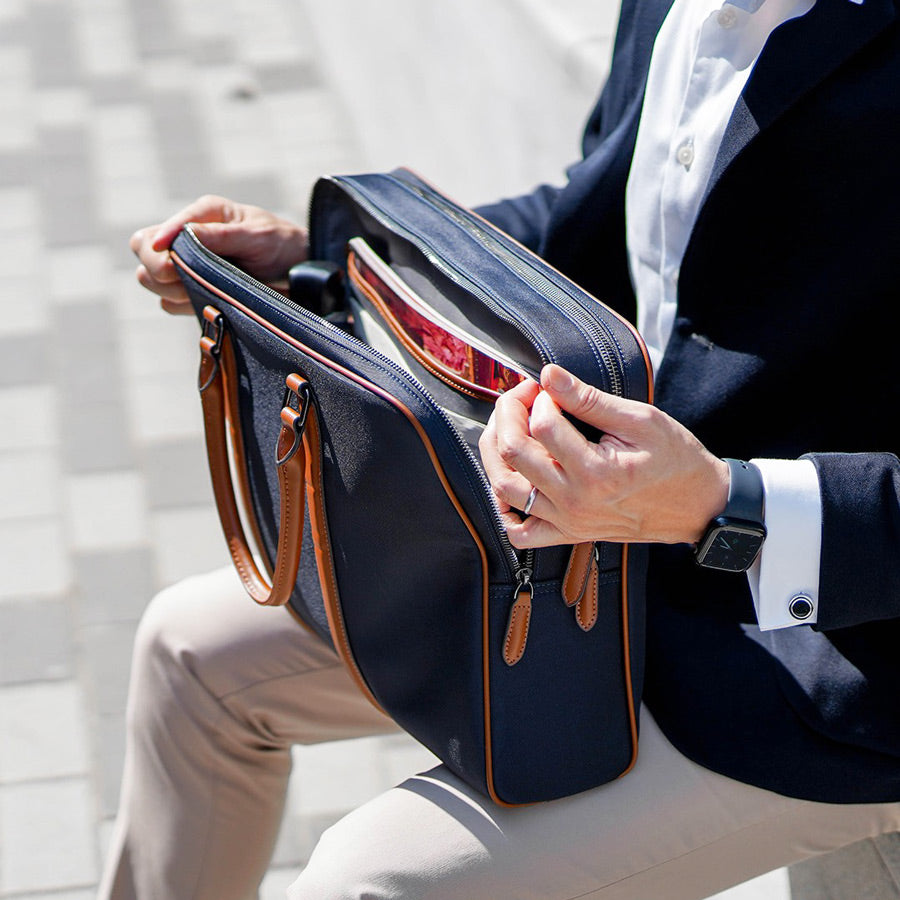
[197,305,307,607]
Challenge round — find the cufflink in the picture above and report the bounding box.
[788,594,814,621]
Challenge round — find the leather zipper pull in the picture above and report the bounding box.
[503,568,533,666]
[562,541,596,608]
[575,544,600,632]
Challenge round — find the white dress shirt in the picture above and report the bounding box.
[624,0,823,629]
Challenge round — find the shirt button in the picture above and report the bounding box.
[676,141,694,169]
[717,7,738,27]
[789,594,814,620]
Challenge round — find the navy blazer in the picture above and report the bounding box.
[479,0,900,802]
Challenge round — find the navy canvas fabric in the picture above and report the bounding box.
[478,0,900,802]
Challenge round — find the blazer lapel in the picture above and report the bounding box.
[704,0,898,199]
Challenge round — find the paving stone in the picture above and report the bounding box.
[11,891,96,900]
[141,438,215,510]
[111,266,170,324]
[26,1,82,90]
[0,47,35,153]
[0,448,61,520]
[0,521,70,602]
[117,310,197,381]
[0,334,53,387]
[127,0,181,58]
[79,621,138,716]
[0,149,33,188]
[876,833,900,886]
[0,11,25,49]
[149,505,230,585]
[194,36,237,66]
[260,867,299,900]
[164,151,224,202]
[97,817,116,871]
[378,732,441,786]
[147,89,214,200]
[0,185,40,233]
[0,385,60,451]
[90,73,142,105]
[127,373,204,443]
[53,301,135,472]
[53,302,116,377]
[790,839,900,900]
[0,275,51,337]
[62,398,136,474]
[36,88,91,130]
[65,469,148,551]
[98,175,173,231]
[0,778,98,893]
[35,125,101,247]
[0,680,90,783]
[75,6,139,81]
[94,712,126,819]
[47,245,114,304]
[12,891,96,900]
[288,737,393,819]
[254,60,321,93]
[72,546,156,625]
[709,868,791,900]
[0,597,73,683]
[219,173,286,214]
[269,806,309,868]
[0,234,42,286]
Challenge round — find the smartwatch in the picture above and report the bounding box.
[694,459,767,572]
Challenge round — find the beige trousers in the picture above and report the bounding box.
[98,567,900,900]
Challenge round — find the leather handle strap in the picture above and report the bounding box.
[198,305,306,607]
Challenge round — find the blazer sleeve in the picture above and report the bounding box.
[806,451,900,630]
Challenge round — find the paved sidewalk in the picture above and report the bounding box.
[0,0,789,896]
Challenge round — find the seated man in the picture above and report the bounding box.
[104,0,900,896]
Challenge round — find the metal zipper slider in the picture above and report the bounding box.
[503,565,533,667]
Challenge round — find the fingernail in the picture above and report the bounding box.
[547,367,573,391]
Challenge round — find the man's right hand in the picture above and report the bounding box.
[129,195,309,315]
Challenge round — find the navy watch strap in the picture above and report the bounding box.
[722,458,765,524]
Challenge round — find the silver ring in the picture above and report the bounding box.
[523,486,539,517]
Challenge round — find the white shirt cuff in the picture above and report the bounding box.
[746,458,822,630]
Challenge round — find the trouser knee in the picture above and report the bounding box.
[126,578,218,732]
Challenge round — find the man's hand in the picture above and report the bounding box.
[129,195,309,315]
[479,364,730,548]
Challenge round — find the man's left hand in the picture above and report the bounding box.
[479,364,730,548]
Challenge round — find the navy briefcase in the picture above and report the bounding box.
[170,169,653,805]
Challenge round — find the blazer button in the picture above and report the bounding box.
[789,594,814,620]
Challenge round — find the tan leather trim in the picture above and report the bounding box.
[196,308,306,608]
[562,541,595,608]
[173,256,503,800]
[617,543,640,778]
[220,332,274,579]
[502,587,532,666]
[575,559,599,632]
[347,250,497,403]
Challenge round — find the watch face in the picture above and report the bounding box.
[696,524,765,572]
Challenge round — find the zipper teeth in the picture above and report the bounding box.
[182,225,522,576]
[395,177,626,397]
[327,178,550,373]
